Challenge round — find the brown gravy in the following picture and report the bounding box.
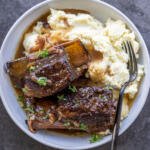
[15,9,89,59]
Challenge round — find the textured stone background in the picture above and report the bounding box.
[0,0,150,150]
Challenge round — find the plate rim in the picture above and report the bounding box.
[0,0,150,149]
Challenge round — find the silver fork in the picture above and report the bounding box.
[111,41,138,150]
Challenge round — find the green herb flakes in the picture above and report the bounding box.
[38,49,49,58]
[85,72,89,78]
[105,86,113,90]
[17,95,24,101]
[24,106,34,114]
[17,95,24,107]
[14,84,20,89]
[57,94,66,101]
[89,134,102,143]
[17,94,34,114]
[79,123,87,130]
[22,87,28,93]
[39,109,45,114]
[37,77,47,86]
[68,85,77,93]
[42,114,49,120]
[29,66,35,72]
[99,94,104,99]
[64,122,71,127]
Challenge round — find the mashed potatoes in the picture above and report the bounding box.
[23,8,144,119]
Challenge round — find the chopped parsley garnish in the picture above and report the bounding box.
[89,134,102,143]
[37,77,47,86]
[22,87,28,93]
[17,95,24,101]
[17,94,34,113]
[74,100,80,107]
[39,109,45,114]
[99,94,104,99]
[68,85,77,93]
[57,94,66,101]
[42,114,49,120]
[64,122,71,127]
[24,106,34,114]
[99,95,108,101]
[14,84,20,89]
[79,123,87,130]
[38,49,49,58]
[17,95,24,107]
[29,66,36,72]
[105,86,113,90]
[85,72,89,78]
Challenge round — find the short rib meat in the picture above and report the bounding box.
[6,40,89,98]
[26,86,117,133]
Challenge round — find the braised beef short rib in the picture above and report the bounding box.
[6,40,89,98]
[26,86,117,133]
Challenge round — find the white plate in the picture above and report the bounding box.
[0,0,150,149]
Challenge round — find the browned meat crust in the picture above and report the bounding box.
[25,86,117,133]
[6,40,89,98]
[24,52,87,98]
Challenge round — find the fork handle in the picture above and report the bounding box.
[111,83,129,150]
[111,123,118,150]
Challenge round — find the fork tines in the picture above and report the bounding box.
[122,40,138,81]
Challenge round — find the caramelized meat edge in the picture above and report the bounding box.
[25,86,117,133]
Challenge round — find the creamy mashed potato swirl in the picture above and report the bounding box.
[23,8,144,119]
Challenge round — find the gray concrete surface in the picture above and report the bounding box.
[0,0,150,150]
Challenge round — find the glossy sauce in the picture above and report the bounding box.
[15,9,89,59]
